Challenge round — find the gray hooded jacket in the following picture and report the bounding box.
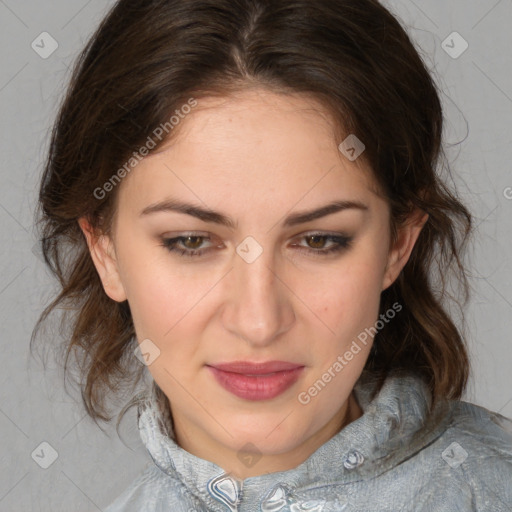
[104,371,512,511]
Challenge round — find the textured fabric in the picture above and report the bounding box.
[104,371,512,511]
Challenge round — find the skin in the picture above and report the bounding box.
[79,88,428,479]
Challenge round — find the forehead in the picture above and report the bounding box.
[154,89,341,162]
[116,88,379,216]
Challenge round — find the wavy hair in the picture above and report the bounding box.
[32,0,473,431]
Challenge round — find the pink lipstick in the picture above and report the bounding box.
[206,361,304,401]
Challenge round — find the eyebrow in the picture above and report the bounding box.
[139,197,368,229]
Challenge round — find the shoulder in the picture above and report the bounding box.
[443,399,512,461]
[103,463,194,512]
[429,399,512,510]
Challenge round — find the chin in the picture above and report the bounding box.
[218,415,313,456]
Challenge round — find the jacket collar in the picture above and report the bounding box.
[137,370,453,511]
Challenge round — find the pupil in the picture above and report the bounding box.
[309,235,325,249]
[185,236,202,249]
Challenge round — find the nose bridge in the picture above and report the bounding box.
[224,236,292,345]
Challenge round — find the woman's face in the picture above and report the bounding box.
[81,88,426,477]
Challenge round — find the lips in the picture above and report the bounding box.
[209,360,303,374]
[206,361,305,401]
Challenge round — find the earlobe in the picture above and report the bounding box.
[78,217,127,302]
[381,208,429,291]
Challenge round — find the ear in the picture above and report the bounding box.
[78,217,127,302]
[381,207,429,291]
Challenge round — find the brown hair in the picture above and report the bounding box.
[32,0,473,431]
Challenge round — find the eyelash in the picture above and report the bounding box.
[160,233,353,259]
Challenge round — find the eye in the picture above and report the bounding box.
[160,232,353,259]
[292,233,353,257]
[160,234,215,258]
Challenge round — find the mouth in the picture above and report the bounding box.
[206,361,305,401]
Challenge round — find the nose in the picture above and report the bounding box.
[221,241,295,348]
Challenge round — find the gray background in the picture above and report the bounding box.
[0,1,511,510]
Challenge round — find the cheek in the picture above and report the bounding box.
[117,242,209,338]
[121,262,213,376]
[303,256,385,334]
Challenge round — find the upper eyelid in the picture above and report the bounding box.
[162,232,352,249]
[162,230,351,240]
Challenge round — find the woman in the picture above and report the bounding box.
[32,0,512,510]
